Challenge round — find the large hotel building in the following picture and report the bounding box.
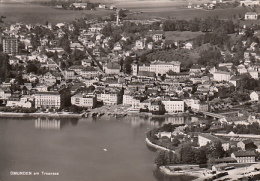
[3,37,18,55]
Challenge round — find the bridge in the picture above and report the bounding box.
[200,111,226,119]
[194,110,239,120]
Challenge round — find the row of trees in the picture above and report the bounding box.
[162,17,236,33]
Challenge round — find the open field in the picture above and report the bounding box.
[126,7,249,20]
[0,3,114,24]
[165,31,204,41]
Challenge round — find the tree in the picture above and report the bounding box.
[123,56,133,74]
[154,150,177,167]
[177,143,195,164]
[26,63,38,74]
[102,23,113,37]
[171,138,180,147]
[205,140,225,159]
[155,150,167,167]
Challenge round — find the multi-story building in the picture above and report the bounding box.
[245,12,258,20]
[123,94,141,109]
[71,94,97,108]
[104,62,121,75]
[80,67,100,78]
[133,61,181,76]
[0,88,11,100]
[152,34,163,42]
[64,70,76,80]
[34,92,61,109]
[213,71,231,82]
[162,99,185,113]
[97,93,120,105]
[6,95,32,108]
[135,39,146,50]
[68,65,84,75]
[3,37,18,55]
[191,102,209,112]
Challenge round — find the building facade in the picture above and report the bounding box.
[162,99,185,113]
[34,92,61,109]
[3,37,18,55]
[71,94,97,108]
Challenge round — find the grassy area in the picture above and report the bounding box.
[165,31,204,42]
[0,3,114,24]
[123,5,249,20]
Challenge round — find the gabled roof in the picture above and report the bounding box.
[245,12,258,15]
[233,150,256,157]
[137,71,156,77]
[107,62,120,69]
[69,65,84,70]
[190,64,201,69]
[242,139,254,145]
[82,66,98,72]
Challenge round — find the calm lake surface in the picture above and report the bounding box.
[0,116,198,181]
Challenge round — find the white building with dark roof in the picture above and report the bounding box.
[245,12,258,20]
[231,151,256,163]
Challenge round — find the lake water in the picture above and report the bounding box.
[0,116,198,181]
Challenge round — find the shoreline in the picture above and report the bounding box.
[0,110,191,119]
[0,112,84,118]
[145,137,175,152]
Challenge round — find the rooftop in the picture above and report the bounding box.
[233,150,256,157]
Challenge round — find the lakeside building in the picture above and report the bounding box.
[71,94,97,108]
[95,88,123,105]
[34,92,61,109]
[123,94,141,108]
[162,99,185,113]
[0,88,11,100]
[6,95,32,108]
[3,37,18,55]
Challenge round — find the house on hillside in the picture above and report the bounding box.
[250,91,260,102]
[183,42,193,50]
[245,12,258,20]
